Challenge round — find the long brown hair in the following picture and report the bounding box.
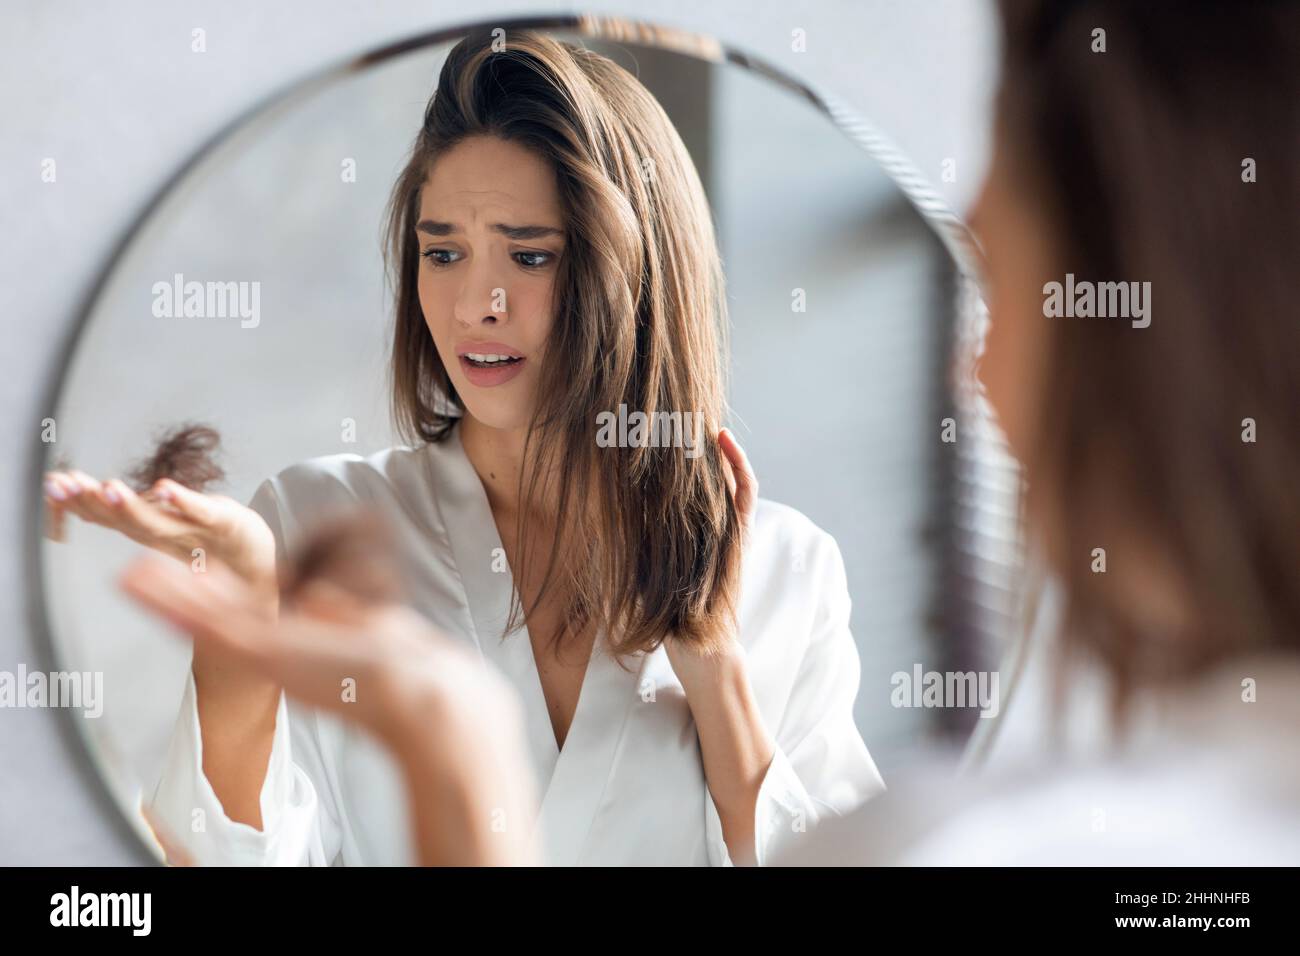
[383,29,740,656]
[995,0,1300,715]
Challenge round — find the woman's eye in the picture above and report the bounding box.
[420,248,460,268]
[514,250,552,270]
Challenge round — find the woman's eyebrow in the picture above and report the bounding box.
[415,219,563,241]
[494,223,564,241]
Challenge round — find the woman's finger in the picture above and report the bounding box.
[123,551,440,732]
[44,505,66,542]
[106,479,191,543]
[43,474,71,542]
[68,470,142,533]
[44,472,74,503]
[290,578,373,625]
[716,438,738,499]
[49,472,95,528]
[56,471,107,526]
[118,555,220,628]
[150,478,220,527]
[118,555,270,655]
[718,428,757,527]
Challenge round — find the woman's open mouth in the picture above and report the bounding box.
[457,348,527,387]
[463,353,523,369]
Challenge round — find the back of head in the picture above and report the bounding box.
[993,0,1300,707]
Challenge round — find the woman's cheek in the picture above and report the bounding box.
[417,276,451,349]
[978,266,1023,447]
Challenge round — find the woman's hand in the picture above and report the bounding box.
[48,468,282,830]
[119,554,503,739]
[662,428,775,865]
[44,470,276,591]
[118,553,537,865]
[718,427,757,541]
[665,427,758,681]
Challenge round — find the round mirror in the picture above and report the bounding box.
[35,15,1020,865]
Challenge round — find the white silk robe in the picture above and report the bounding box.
[150,423,885,865]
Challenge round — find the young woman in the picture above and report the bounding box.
[46,29,883,866]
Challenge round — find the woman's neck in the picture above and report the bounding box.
[459,413,559,520]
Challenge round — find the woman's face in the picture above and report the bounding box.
[416,135,567,432]
[967,122,1054,472]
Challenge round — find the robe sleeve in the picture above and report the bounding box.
[146,478,343,866]
[704,528,886,866]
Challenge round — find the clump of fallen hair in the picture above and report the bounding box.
[126,423,225,493]
[280,510,405,606]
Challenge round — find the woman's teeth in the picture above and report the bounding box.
[464,353,521,367]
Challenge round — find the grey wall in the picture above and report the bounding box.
[0,0,996,864]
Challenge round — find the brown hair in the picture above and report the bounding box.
[127,423,225,493]
[995,0,1300,716]
[383,29,740,655]
[280,510,405,606]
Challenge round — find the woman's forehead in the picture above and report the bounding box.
[420,137,562,217]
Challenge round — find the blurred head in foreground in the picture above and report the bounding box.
[971,0,1300,717]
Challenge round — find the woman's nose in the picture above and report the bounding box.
[453,264,508,326]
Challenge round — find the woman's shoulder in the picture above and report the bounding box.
[251,443,445,537]
[749,497,846,574]
[260,444,430,500]
[742,498,851,630]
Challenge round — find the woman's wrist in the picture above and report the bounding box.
[670,637,775,815]
[385,674,534,865]
[668,631,746,693]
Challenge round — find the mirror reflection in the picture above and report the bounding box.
[41,22,1000,866]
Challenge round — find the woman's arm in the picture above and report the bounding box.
[668,640,775,866]
[387,677,538,866]
[46,469,283,830]
[122,554,538,866]
[663,428,773,865]
[669,429,884,866]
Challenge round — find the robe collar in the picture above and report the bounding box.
[423,422,657,864]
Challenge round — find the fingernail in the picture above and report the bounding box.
[45,479,66,501]
[104,483,122,504]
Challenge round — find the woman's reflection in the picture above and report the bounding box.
[46,28,883,866]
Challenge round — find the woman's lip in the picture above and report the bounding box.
[458,354,527,387]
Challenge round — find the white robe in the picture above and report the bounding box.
[149,423,885,865]
[775,648,1300,866]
